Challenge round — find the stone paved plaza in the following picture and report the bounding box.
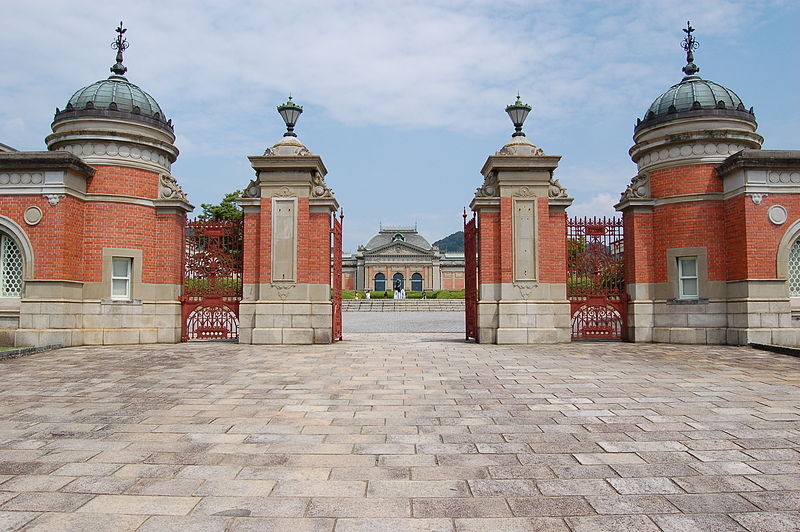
[0,334,799,531]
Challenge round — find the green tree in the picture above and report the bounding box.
[198,190,243,221]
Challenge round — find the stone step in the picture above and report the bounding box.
[342,300,465,312]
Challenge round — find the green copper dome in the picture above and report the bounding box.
[66,75,164,119]
[636,22,755,133]
[53,23,173,132]
[645,75,746,118]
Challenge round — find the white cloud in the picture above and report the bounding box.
[568,192,619,219]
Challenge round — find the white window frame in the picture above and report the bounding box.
[111,257,133,301]
[677,256,699,299]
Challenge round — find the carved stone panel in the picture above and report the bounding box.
[272,198,296,282]
[514,199,537,281]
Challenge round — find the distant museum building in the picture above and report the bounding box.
[342,226,465,292]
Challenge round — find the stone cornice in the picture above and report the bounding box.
[0,151,95,177]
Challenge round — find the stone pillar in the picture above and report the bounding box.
[470,136,573,344]
[239,135,339,344]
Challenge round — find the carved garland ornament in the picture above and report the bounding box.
[274,186,296,197]
[619,173,650,202]
[514,281,539,300]
[548,177,568,199]
[311,171,333,198]
[264,145,311,157]
[513,186,537,198]
[159,174,187,200]
[475,171,499,198]
[272,283,295,300]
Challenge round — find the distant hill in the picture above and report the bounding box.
[433,231,464,253]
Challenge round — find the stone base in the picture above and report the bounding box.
[240,300,333,344]
[13,299,181,347]
[477,300,571,344]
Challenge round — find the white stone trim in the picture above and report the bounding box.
[0,215,35,279]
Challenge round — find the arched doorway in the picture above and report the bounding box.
[411,272,423,292]
[393,272,404,290]
[374,272,386,291]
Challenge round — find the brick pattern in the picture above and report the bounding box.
[623,211,655,284]
[0,338,796,527]
[725,193,800,280]
[87,166,160,199]
[242,208,262,285]
[476,198,567,286]
[650,164,721,198]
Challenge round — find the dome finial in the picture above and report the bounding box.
[110,21,129,77]
[681,20,700,77]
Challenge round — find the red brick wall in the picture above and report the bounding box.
[623,210,655,284]
[725,193,800,280]
[88,166,160,198]
[0,195,84,280]
[242,207,262,285]
[650,164,720,198]
[300,207,332,284]
[539,199,567,283]
[477,209,501,285]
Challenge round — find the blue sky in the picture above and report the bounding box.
[1,0,798,251]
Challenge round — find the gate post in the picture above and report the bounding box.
[469,97,573,343]
[237,98,339,344]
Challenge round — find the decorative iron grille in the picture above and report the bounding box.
[789,239,800,296]
[181,219,243,341]
[567,217,626,340]
[0,235,23,297]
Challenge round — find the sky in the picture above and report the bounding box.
[1,0,798,252]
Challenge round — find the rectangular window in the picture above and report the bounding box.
[111,257,132,300]
[678,256,698,299]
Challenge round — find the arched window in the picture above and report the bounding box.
[0,233,23,297]
[789,239,800,296]
[411,272,423,292]
[393,272,405,290]
[374,273,386,292]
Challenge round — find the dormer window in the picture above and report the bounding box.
[392,233,405,242]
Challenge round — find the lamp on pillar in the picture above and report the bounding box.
[505,94,532,137]
[277,96,303,137]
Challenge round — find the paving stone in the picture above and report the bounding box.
[507,496,595,517]
[672,475,764,493]
[191,496,307,517]
[607,477,683,495]
[730,511,800,531]
[0,511,39,531]
[0,336,798,527]
[667,493,760,513]
[138,515,231,531]
[413,497,511,517]
[368,480,469,498]
[586,494,680,515]
[335,517,453,532]
[23,512,147,531]
[454,517,569,531]
[651,513,748,531]
[77,494,198,515]
[565,514,660,532]
[468,479,539,497]
[307,497,410,517]
[229,517,335,531]
[0,492,92,512]
[743,490,800,510]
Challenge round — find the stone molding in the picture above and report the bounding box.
[619,173,650,202]
[635,140,750,172]
[55,141,173,174]
[159,174,187,201]
[0,172,43,186]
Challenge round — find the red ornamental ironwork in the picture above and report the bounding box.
[464,210,478,341]
[331,211,343,342]
[567,216,627,341]
[181,219,243,342]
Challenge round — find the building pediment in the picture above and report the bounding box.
[365,241,436,258]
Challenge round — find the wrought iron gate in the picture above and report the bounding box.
[331,211,343,342]
[464,210,478,341]
[180,219,243,341]
[567,217,626,340]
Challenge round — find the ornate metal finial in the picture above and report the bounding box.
[681,21,700,76]
[110,21,129,77]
